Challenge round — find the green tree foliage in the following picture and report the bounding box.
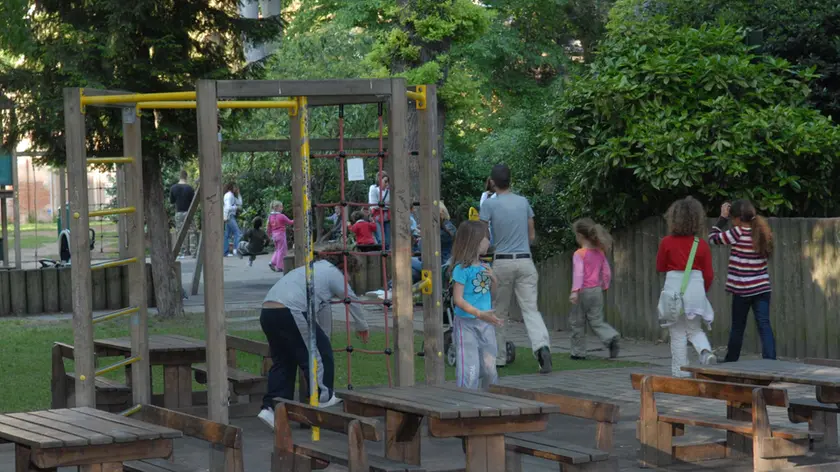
[541,16,840,241]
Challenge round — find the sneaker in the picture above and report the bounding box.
[570,355,586,361]
[257,408,275,430]
[320,395,343,408]
[269,263,276,272]
[248,260,253,267]
[700,350,718,365]
[537,347,552,374]
[609,338,620,359]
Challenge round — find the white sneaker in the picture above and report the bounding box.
[700,350,718,365]
[257,408,275,430]
[320,395,343,408]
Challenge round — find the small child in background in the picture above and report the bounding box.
[238,217,269,267]
[267,201,294,273]
[569,218,621,359]
[450,220,503,390]
[349,210,378,250]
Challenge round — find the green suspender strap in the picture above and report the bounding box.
[681,237,700,296]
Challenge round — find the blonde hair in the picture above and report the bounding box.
[572,218,613,253]
[270,200,283,211]
[439,201,451,221]
[449,221,487,269]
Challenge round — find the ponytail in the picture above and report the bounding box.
[572,218,613,253]
[751,215,774,258]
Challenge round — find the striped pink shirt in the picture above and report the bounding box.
[572,248,611,292]
[709,218,771,296]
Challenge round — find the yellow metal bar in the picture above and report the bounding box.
[96,356,141,376]
[407,86,427,110]
[136,101,198,110]
[120,404,142,417]
[88,207,136,218]
[91,258,138,271]
[93,306,140,324]
[136,100,298,111]
[86,157,134,165]
[81,91,196,106]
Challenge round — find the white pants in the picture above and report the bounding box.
[669,315,712,378]
[492,258,551,365]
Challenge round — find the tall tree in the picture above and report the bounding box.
[0,0,281,317]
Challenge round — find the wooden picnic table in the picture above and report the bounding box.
[95,334,206,409]
[337,384,560,472]
[683,359,840,452]
[0,407,182,471]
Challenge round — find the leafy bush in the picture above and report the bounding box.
[540,16,840,234]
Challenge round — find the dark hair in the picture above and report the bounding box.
[375,171,389,187]
[490,164,511,190]
[224,182,235,193]
[731,199,773,257]
[179,169,188,180]
[666,196,705,236]
[252,216,263,229]
[572,218,612,252]
[449,221,488,270]
[316,242,361,275]
[351,210,365,224]
[485,177,495,193]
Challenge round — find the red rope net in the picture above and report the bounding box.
[314,103,393,389]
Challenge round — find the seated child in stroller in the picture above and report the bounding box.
[238,217,269,266]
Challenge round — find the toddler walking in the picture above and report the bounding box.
[450,221,503,389]
[266,201,294,273]
[569,218,621,359]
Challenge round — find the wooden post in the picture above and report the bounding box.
[388,78,415,387]
[122,106,151,405]
[1,196,7,266]
[196,81,230,436]
[42,267,59,313]
[116,164,127,257]
[26,269,44,314]
[64,87,95,407]
[59,167,67,233]
[171,185,201,259]
[289,111,305,267]
[11,146,21,268]
[191,232,204,296]
[417,85,443,384]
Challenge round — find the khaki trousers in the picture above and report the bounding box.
[492,258,551,366]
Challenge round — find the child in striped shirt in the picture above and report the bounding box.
[709,199,776,361]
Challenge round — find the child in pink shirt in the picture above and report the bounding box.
[569,218,621,360]
[266,201,294,273]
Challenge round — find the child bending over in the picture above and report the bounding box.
[239,217,269,267]
[450,220,503,389]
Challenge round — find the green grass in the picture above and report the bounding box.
[0,314,643,413]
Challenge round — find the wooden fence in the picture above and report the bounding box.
[523,217,840,359]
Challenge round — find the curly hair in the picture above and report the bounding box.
[572,218,612,252]
[315,243,361,275]
[666,196,706,236]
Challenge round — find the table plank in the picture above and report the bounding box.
[95,334,206,353]
[41,410,146,442]
[434,385,556,415]
[7,412,113,445]
[74,407,182,439]
[0,418,64,448]
[683,360,840,387]
[389,387,498,417]
[338,388,463,419]
[25,410,130,443]
[0,415,88,447]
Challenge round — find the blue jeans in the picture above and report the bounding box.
[223,218,242,256]
[725,292,776,362]
[376,220,391,250]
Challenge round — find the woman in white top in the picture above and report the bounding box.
[367,171,390,249]
[223,182,243,257]
[479,177,496,208]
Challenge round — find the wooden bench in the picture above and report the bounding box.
[51,342,131,412]
[631,373,822,471]
[193,335,270,416]
[273,398,426,472]
[488,385,619,472]
[787,358,840,447]
[124,404,243,472]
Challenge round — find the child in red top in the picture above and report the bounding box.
[569,218,621,360]
[657,196,716,377]
[267,201,294,273]
[350,211,378,248]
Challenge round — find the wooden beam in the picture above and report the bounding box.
[223,138,387,153]
[1,197,7,266]
[289,108,305,267]
[388,78,415,387]
[11,147,20,268]
[122,108,151,406]
[418,85,443,385]
[308,95,388,107]
[216,79,392,98]
[630,374,789,408]
[191,232,204,296]
[196,81,230,442]
[64,87,95,407]
[171,185,201,259]
[59,167,68,233]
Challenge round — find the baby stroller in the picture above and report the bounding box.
[39,228,96,268]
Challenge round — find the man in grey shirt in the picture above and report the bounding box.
[480,164,552,373]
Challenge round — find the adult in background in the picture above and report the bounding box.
[368,171,391,249]
[480,164,552,373]
[170,169,196,258]
[223,182,243,257]
[257,245,370,430]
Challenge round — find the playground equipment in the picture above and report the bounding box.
[64,79,442,457]
[38,228,96,268]
[0,95,21,268]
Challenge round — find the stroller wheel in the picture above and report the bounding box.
[444,330,456,367]
[506,341,516,364]
[417,341,425,357]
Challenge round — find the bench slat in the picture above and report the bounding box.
[66,373,130,392]
[630,373,789,408]
[508,432,608,462]
[789,398,840,414]
[505,437,602,464]
[296,441,425,472]
[659,414,812,440]
[192,364,264,384]
[125,458,194,472]
[276,399,381,441]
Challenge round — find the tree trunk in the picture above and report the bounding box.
[143,159,183,318]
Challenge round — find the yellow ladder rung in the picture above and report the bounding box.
[88,207,136,218]
[91,258,138,271]
[96,356,141,376]
[120,404,142,417]
[93,306,139,324]
[87,157,134,165]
